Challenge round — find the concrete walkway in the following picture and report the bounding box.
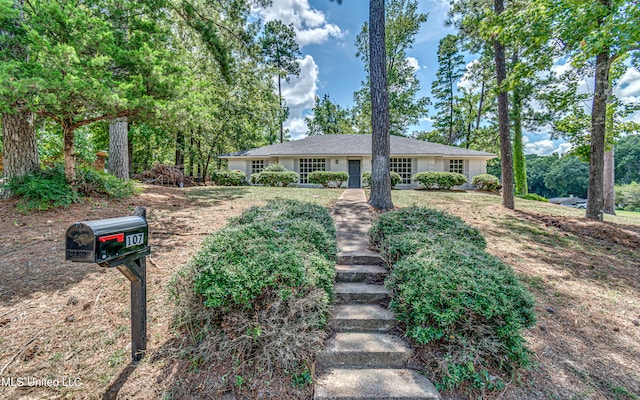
[314,189,440,400]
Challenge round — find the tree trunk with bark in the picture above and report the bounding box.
[512,85,527,195]
[603,148,616,215]
[108,117,129,179]
[368,0,393,211]
[586,50,609,221]
[493,0,514,210]
[175,130,184,171]
[62,120,76,184]
[2,111,40,181]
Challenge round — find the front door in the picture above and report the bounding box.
[348,160,361,188]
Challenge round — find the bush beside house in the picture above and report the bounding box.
[362,171,402,188]
[211,169,247,186]
[250,163,299,187]
[413,172,467,190]
[308,171,349,188]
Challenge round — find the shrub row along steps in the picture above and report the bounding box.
[315,189,440,400]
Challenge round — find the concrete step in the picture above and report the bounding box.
[338,252,384,266]
[330,304,396,333]
[314,368,440,400]
[336,264,387,283]
[335,283,391,305]
[316,332,411,368]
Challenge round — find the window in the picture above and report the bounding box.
[390,157,412,184]
[299,158,326,184]
[449,159,464,174]
[251,160,265,174]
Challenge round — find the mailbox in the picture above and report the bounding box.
[65,216,149,264]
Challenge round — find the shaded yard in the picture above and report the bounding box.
[390,190,640,400]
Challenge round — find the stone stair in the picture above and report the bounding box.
[314,189,439,400]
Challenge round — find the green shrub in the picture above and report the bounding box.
[263,162,288,172]
[211,169,246,186]
[472,174,500,191]
[169,200,336,395]
[4,165,137,212]
[4,166,78,212]
[516,193,549,202]
[362,171,403,188]
[251,170,299,187]
[615,182,640,211]
[413,171,467,190]
[76,166,139,198]
[308,171,349,188]
[369,207,486,262]
[371,207,535,393]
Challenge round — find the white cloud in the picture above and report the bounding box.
[525,139,557,156]
[555,142,573,155]
[256,0,344,47]
[615,68,640,98]
[281,55,319,138]
[284,118,308,140]
[456,59,479,91]
[406,56,421,72]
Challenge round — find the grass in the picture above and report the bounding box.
[390,190,640,225]
[386,189,640,399]
[186,186,344,207]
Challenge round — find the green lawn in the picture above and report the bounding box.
[389,189,640,226]
[185,185,345,207]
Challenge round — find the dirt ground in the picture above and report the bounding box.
[1,187,639,399]
[0,185,262,400]
[394,192,640,400]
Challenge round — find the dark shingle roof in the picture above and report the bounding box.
[221,134,495,158]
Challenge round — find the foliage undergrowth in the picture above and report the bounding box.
[615,182,640,211]
[472,174,501,191]
[370,207,535,395]
[4,165,138,212]
[211,169,247,186]
[169,200,336,397]
[308,171,349,188]
[516,193,549,202]
[413,171,468,190]
[251,163,299,187]
[362,171,402,188]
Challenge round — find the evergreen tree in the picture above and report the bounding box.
[431,34,465,145]
[260,20,301,143]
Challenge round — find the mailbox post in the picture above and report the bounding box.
[65,207,150,362]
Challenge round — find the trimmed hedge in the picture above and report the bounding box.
[370,207,535,392]
[362,171,403,188]
[211,169,247,186]
[251,171,299,186]
[413,171,467,190]
[169,200,336,395]
[308,171,349,188]
[472,173,500,191]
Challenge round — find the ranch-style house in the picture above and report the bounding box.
[219,134,496,189]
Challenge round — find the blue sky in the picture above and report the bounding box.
[254,0,640,155]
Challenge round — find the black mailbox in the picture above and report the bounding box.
[65,216,149,264]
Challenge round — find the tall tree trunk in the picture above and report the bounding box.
[512,85,527,195]
[586,50,609,221]
[493,0,514,209]
[62,120,76,184]
[175,130,184,170]
[475,79,485,131]
[603,148,616,215]
[278,74,284,143]
[108,117,129,179]
[369,0,393,211]
[2,111,40,180]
